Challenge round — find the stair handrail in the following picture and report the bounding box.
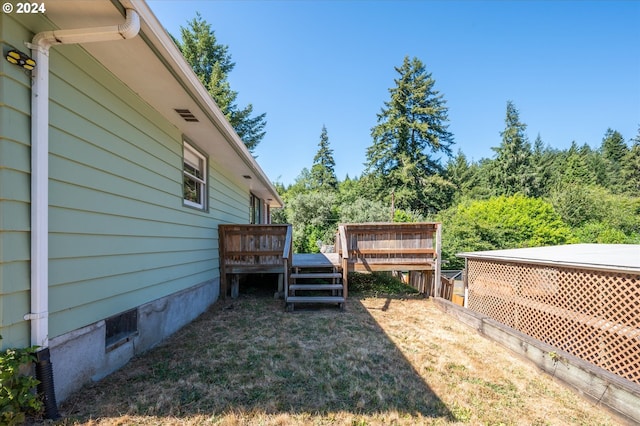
[283,224,293,261]
[338,224,349,260]
[338,224,349,299]
[282,224,293,301]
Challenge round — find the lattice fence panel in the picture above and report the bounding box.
[468,259,640,384]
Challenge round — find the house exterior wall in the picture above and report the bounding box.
[0,12,33,349]
[1,11,254,399]
[45,42,243,340]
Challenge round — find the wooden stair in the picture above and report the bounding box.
[286,263,345,311]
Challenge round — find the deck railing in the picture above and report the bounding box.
[218,222,442,298]
[218,224,292,298]
[336,222,442,294]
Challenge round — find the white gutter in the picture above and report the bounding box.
[26,7,140,349]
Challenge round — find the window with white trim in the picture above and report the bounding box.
[183,142,208,210]
[250,193,262,224]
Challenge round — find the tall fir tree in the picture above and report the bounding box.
[561,142,596,186]
[601,128,629,193]
[581,143,607,187]
[530,134,554,197]
[490,101,535,196]
[601,128,628,163]
[310,125,338,192]
[620,127,640,195]
[176,13,266,151]
[446,150,478,198]
[364,56,454,212]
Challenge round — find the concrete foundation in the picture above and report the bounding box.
[49,279,219,403]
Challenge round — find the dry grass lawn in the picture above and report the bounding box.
[49,292,619,425]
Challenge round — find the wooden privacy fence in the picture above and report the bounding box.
[336,222,442,295]
[218,224,292,298]
[467,259,640,384]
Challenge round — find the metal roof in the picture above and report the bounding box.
[458,244,640,273]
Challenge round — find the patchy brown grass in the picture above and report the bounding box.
[47,294,618,425]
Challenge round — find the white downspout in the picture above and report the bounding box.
[26,8,140,349]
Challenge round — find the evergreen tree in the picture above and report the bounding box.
[620,128,640,195]
[581,143,607,187]
[176,13,267,151]
[446,150,478,199]
[601,128,629,192]
[310,125,338,191]
[602,128,628,163]
[561,142,596,186]
[490,101,535,196]
[470,158,497,199]
[530,134,555,197]
[364,56,454,212]
[285,168,313,199]
[337,175,364,206]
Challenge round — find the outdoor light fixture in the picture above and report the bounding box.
[6,49,36,70]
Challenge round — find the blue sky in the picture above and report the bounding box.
[148,0,640,185]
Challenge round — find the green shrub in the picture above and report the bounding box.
[348,272,419,296]
[0,336,43,425]
[573,222,639,244]
[439,194,574,268]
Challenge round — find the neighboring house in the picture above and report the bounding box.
[0,0,282,402]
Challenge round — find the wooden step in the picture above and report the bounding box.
[286,296,345,304]
[293,263,338,269]
[289,284,343,291]
[290,272,342,279]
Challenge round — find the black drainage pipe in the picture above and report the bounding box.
[35,348,60,420]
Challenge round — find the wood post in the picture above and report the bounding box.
[231,274,239,299]
[218,225,227,299]
[435,223,442,297]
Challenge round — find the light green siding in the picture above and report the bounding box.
[45,44,248,339]
[0,14,252,348]
[0,13,34,348]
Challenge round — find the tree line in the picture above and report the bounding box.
[175,14,640,268]
[273,58,640,267]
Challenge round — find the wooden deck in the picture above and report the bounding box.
[218,222,443,303]
[293,253,340,268]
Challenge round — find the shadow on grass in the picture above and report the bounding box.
[58,294,453,423]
